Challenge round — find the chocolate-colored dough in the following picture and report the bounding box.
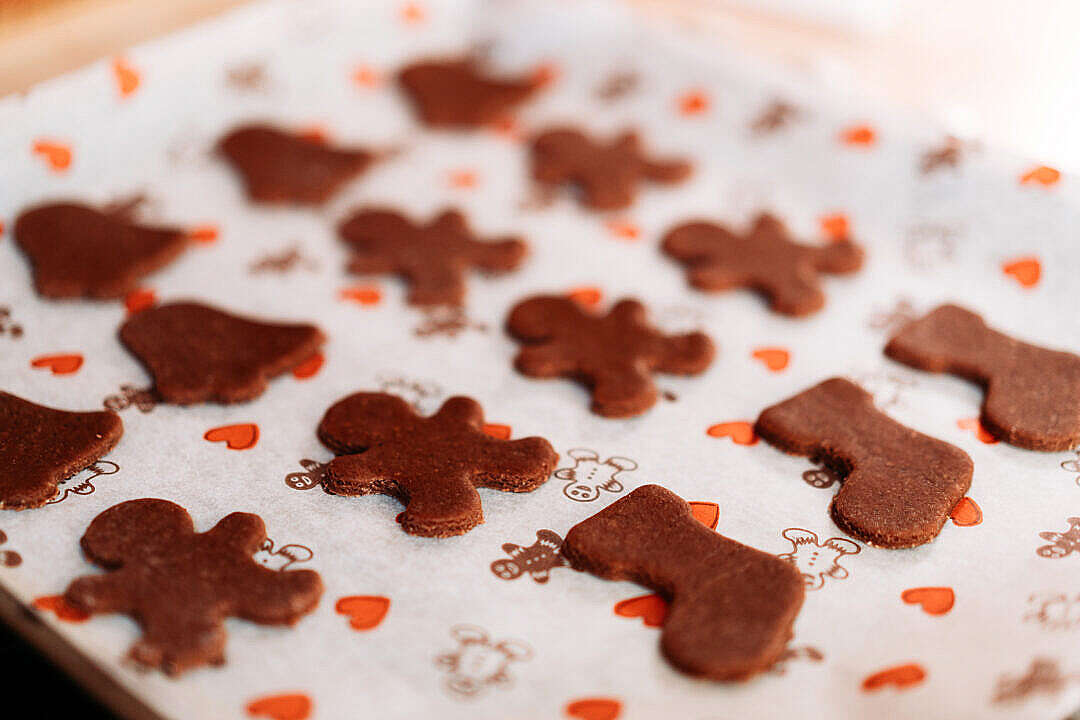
[338,207,527,306]
[119,301,325,404]
[217,124,373,205]
[398,57,541,128]
[317,393,557,537]
[561,484,805,681]
[64,499,322,675]
[505,295,714,417]
[662,213,864,316]
[530,127,691,210]
[14,202,188,299]
[0,391,122,509]
[755,377,973,548]
[885,304,1080,451]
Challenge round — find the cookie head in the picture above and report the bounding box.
[218,124,374,205]
[506,295,715,417]
[14,202,188,299]
[398,57,542,128]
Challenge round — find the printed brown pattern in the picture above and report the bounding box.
[777,528,861,590]
[435,625,532,699]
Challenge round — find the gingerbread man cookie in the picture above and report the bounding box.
[530,127,691,210]
[562,484,805,681]
[14,201,188,299]
[398,57,542,128]
[662,213,864,316]
[119,301,325,404]
[338,208,527,306]
[217,124,374,205]
[63,499,323,675]
[885,304,1080,450]
[505,295,714,417]
[317,393,557,537]
[0,391,123,510]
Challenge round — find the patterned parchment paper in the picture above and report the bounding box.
[1,1,1078,718]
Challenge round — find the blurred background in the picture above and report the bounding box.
[2,0,1079,717]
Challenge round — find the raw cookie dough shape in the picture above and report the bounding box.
[398,57,542,128]
[561,484,805,681]
[755,377,973,548]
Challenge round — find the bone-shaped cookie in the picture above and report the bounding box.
[755,377,973,548]
[505,295,715,417]
[338,208,527,306]
[561,484,805,681]
[885,304,1080,450]
[398,57,542,128]
[317,393,558,537]
[64,499,322,675]
[530,127,691,210]
[661,213,864,316]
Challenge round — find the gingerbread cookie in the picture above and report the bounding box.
[755,377,973,548]
[398,57,541,128]
[561,484,805,681]
[217,124,374,205]
[119,301,325,404]
[63,499,322,675]
[505,295,714,417]
[338,208,527,306]
[530,127,691,210]
[662,213,864,316]
[317,393,557,537]
[885,304,1080,450]
[14,202,188,299]
[0,391,123,510]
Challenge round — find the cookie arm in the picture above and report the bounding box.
[232,567,323,625]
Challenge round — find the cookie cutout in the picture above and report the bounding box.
[755,378,973,548]
[398,57,541,128]
[885,304,1080,450]
[530,127,691,210]
[217,124,374,205]
[317,393,557,537]
[119,301,325,404]
[14,202,187,299]
[63,499,322,675]
[338,208,527,306]
[0,391,122,510]
[561,484,804,681]
[505,295,714,417]
[661,213,864,316]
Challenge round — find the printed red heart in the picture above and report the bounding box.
[187,224,219,244]
[489,116,523,142]
[567,286,602,308]
[752,347,790,372]
[482,423,511,440]
[861,663,926,691]
[112,57,140,97]
[819,213,850,241]
[340,286,382,305]
[689,501,719,530]
[706,421,758,445]
[204,424,260,450]
[296,126,329,144]
[531,62,559,88]
[246,693,312,720]
[956,417,998,444]
[841,124,876,146]
[291,353,325,380]
[32,140,72,172]
[678,90,708,115]
[335,596,390,631]
[401,2,425,24]
[30,354,83,375]
[605,219,639,241]
[33,595,89,623]
[353,65,380,87]
[448,169,478,188]
[1002,257,1041,288]
[565,698,622,720]
[613,593,667,628]
[124,288,157,315]
[901,587,955,616]
[950,497,982,527]
[1020,165,1060,186]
